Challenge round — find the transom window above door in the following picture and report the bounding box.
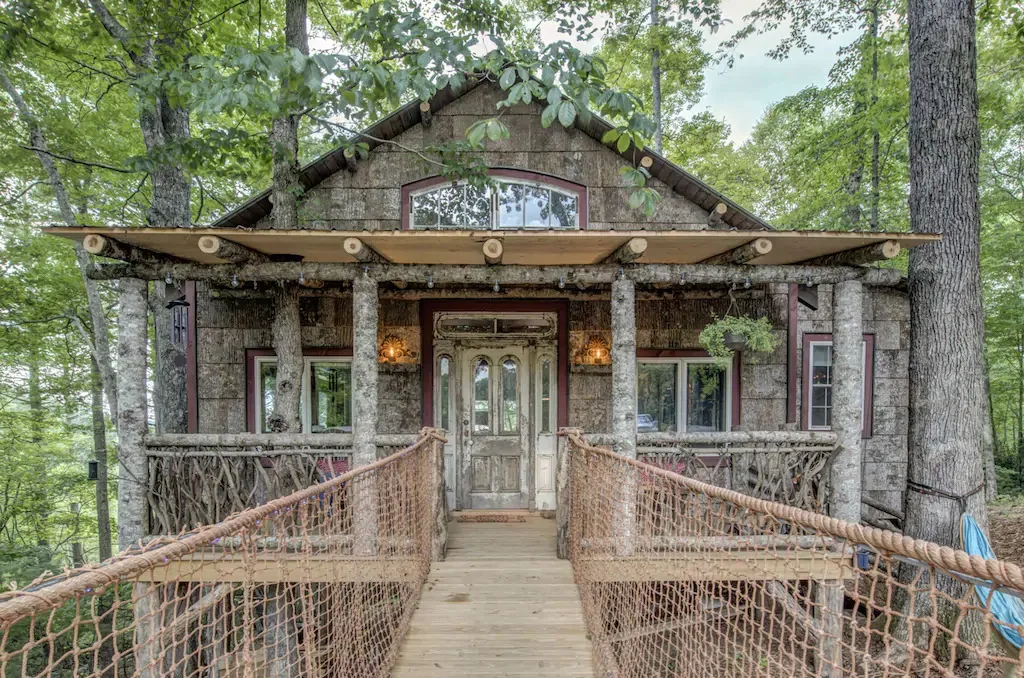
[404,171,585,230]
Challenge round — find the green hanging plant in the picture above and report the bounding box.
[699,315,778,370]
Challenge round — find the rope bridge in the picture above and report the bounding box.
[0,430,446,678]
[564,432,1024,677]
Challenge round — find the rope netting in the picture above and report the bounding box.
[0,430,446,678]
[566,433,1024,678]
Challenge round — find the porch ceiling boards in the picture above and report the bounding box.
[45,226,939,267]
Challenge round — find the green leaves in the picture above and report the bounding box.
[465,119,509,146]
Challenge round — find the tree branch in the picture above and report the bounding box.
[16,146,136,173]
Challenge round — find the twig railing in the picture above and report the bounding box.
[0,430,447,678]
[564,431,1024,678]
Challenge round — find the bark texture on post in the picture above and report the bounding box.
[154,281,188,434]
[117,279,149,550]
[352,276,380,556]
[611,277,637,459]
[269,286,303,433]
[830,280,863,524]
[903,0,988,656]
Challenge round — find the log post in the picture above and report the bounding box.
[556,428,582,559]
[431,433,447,560]
[268,286,303,433]
[610,277,638,556]
[602,237,648,264]
[117,278,149,549]
[482,238,503,265]
[351,276,379,555]
[197,236,269,264]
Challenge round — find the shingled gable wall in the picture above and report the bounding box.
[247,81,712,231]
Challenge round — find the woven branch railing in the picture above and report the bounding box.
[565,432,1024,678]
[0,430,446,678]
[145,433,419,534]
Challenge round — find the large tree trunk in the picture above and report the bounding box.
[904,0,987,660]
[869,0,881,231]
[269,286,303,433]
[271,0,309,230]
[91,358,113,562]
[650,0,662,154]
[117,279,150,550]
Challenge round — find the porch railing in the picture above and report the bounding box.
[145,433,420,535]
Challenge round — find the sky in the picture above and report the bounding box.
[696,1,858,145]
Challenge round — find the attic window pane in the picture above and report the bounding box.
[436,185,463,227]
[498,183,525,227]
[524,186,549,227]
[465,185,491,227]
[411,192,439,227]
[551,191,578,229]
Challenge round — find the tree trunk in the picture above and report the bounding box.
[271,0,309,230]
[650,0,662,154]
[869,0,881,231]
[269,286,303,433]
[153,281,188,433]
[92,358,113,562]
[117,279,150,550]
[904,0,987,660]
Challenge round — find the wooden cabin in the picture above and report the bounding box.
[47,78,935,539]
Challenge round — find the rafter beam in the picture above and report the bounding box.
[87,262,906,286]
[799,240,901,267]
[482,238,503,265]
[197,235,269,264]
[707,202,729,230]
[700,238,772,266]
[343,237,388,263]
[83,234,182,265]
[419,101,432,127]
[602,237,648,264]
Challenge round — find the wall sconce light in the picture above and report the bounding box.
[379,335,410,363]
[581,335,611,365]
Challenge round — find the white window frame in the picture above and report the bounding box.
[254,355,353,433]
[636,357,733,433]
[805,340,868,432]
[408,177,582,230]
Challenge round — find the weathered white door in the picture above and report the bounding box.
[461,347,529,509]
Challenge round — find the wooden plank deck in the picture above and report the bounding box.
[392,514,594,677]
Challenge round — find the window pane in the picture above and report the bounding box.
[524,186,549,227]
[809,344,833,429]
[310,362,351,433]
[637,362,677,432]
[550,191,578,229]
[501,358,518,434]
[498,183,525,227]
[465,185,491,228]
[439,356,451,431]
[436,185,464,227]
[540,359,552,434]
[259,362,277,434]
[411,192,438,227]
[686,364,726,432]
[473,358,490,432]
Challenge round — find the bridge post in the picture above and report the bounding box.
[352,275,379,556]
[817,279,864,677]
[610,277,638,556]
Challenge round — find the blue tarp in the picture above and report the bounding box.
[962,514,1024,649]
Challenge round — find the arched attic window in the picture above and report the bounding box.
[402,169,587,230]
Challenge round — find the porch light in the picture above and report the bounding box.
[581,335,611,365]
[379,335,410,363]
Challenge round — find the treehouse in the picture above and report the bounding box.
[47,77,933,539]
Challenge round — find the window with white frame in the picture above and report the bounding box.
[804,337,873,435]
[409,178,581,230]
[636,358,731,433]
[254,356,352,433]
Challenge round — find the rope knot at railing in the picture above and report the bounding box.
[0,430,448,677]
[561,430,1024,677]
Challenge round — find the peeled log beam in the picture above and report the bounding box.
[419,101,432,127]
[602,237,648,264]
[700,238,772,265]
[87,262,906,286]
[197,236,269,264]
[799,240,900,267]
[707,202,729,230]
[83,234,182,265]
[343,237,388,263]
[482,238,503,265]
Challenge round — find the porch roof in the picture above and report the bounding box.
[45,226,938,267]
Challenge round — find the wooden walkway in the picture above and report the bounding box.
[392,514,594,677]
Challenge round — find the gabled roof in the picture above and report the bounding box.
[211,77,772,231]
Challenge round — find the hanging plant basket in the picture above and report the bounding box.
[699,315,778,369]
[723,331,748,352]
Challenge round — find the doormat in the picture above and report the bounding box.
[454,514,528,523]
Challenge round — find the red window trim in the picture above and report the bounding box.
[245,347,353,433]
[800,333,874,438]
[636,349,742,430]
[400,168,589,230]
